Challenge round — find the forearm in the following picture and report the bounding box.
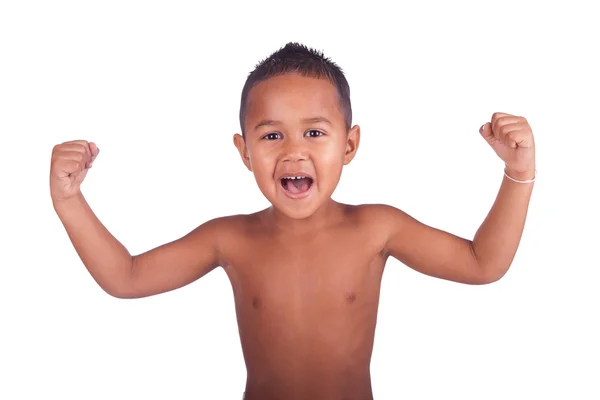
[472,168,535,278]
[53,193,133,294]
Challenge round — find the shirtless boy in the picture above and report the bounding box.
[50,42,536,400]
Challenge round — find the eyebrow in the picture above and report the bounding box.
[254,116,332,130]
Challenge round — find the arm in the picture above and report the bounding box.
[383,169,533,285]
[54,193,221,299]
[385,113,536,284]
[471,168,535,278]
[382,205,484,285]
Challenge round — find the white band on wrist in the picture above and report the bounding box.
[504,169,537,184]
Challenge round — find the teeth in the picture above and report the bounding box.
[283,176,306,180]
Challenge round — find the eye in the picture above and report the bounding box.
[263,133,282,140]
[305,129,324,137]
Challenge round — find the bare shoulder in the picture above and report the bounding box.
[341,203,410,250]
[209,211,265,235]
[345,203,409,230]
[115,212,260,299]
[200,211,268,265]
[349,203,488,284]
[345,202,450,256]
[347,203,405,218]
[195,212,261,256]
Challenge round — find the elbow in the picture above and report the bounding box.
[469,243,510,284]
[477,264,510,284]
[106,258,137,299]
[103,278,142,299]
[100,276,136,299]
[102,284,133,299]
[106,290,132,299]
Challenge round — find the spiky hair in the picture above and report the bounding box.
[239,42,352,136]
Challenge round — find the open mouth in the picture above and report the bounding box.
[280,175,314,195]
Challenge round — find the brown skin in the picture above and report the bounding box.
[51,73,535,400]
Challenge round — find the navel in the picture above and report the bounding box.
[252,296,262,309]
[346,292,357,303]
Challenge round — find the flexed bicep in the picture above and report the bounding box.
[382,206,496,285]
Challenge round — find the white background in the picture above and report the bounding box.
[1,1,599,399]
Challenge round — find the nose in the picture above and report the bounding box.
[281,139,308,162]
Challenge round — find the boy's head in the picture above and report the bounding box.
[238,42,352,138]
[233,42,360,219]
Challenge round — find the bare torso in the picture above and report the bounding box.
[220,203,389,400]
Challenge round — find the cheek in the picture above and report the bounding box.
[248,148,277,183]
[316,137,345,161]
[314,140,346,182]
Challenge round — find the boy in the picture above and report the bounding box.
[50,42,536,400]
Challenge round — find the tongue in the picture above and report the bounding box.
[286,178,310,194]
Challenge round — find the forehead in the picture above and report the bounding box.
[245,73,343,126]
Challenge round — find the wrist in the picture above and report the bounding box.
[504,167,536,183]
[52,192,85,214]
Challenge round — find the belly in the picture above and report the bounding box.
[225,258,385,390]
[237,298,379,400]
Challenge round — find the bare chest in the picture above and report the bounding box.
[222,232,387,318]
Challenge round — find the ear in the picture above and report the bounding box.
[343,125,361,165]
[233,133,252,171]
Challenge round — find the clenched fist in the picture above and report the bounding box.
[50,140,100,202]
[479,112,536,176]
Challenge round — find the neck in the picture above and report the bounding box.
[264,199,346,235]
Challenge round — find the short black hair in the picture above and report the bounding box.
[239,42,352,137]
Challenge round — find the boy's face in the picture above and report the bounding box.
[234,73,360,219]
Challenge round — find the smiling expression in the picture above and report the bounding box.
[233,73,360,219]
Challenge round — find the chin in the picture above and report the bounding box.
[263,190,325,220]
[275,203,321,220]
[256,176,336,220]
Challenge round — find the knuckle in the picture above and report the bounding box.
[70,160,82,171]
